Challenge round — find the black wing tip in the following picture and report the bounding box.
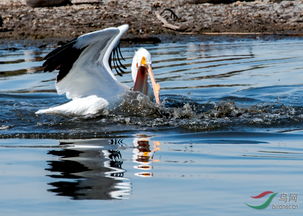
[41,37,86,82]
[43,38,78,61]
[109,43,126,77]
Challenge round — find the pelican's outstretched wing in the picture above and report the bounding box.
[43,24,129,100]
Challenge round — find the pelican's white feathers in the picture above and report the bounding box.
[56,25,129,100]
[36,24,158,117]
[37,25,130,116]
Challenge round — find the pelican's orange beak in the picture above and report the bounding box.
[133,57,160,105]
[133,65,148,95]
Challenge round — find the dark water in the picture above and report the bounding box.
[0,38,303,215]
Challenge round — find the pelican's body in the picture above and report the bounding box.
[36,25,160,117]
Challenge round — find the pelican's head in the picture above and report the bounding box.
[131,48,160,104]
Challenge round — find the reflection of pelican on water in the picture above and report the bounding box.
[46,137,161,199]
[132,137,161,178]
[46,139,130,200]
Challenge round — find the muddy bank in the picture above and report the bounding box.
[1,0,303,40]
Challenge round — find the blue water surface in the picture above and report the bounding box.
[0,37,303,215]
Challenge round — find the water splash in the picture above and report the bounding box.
[2,39,303,138]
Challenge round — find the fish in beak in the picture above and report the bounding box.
[133,56,160,105]
[147,65,160,105]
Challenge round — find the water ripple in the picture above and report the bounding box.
[1,38,303,137]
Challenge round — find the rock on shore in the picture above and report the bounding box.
[1,0,303,40]
[25,0,71,7]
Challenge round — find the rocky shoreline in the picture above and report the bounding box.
[1,0,303,41]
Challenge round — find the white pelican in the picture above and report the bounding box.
[36,24,160,116]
